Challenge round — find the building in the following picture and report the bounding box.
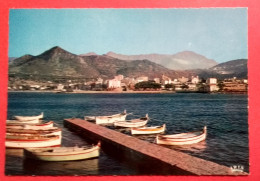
[191,76,199,84]
[136,76,149,83]
[161,75,172,85]
[178,77,189,84]
[107,79,121,89]
[154,78,160,84]
[206,78,219,92]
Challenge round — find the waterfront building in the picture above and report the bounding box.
[191,76,200,84]
[161,75,172,85]
[154,78,160,84]
[206,78,219,92]
[107,79,121,89]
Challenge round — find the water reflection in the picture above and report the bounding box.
[23,157,99,176]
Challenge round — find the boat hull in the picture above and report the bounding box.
[6,121,54,129]
[14,112,44,121]
[114,120,148,128]
[131,124,166,135]
[7,119,41,124]
[156,126,207,146]
[5,135,61,148]
[24,145,100,161]
[95,114,127,124]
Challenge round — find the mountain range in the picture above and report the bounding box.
[9,46,247,81]
[103,51,218,70]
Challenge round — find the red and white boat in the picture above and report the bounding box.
[14,112,44,121]
[131,124,166,135]
[6,127,62,137]
[24,142,101,161]
[6,121,54,129]
[114,114,149,128]
[7,119,41,124]
[156,126,207,146]
[5,135,61,148]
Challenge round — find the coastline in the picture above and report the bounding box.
[7,90,248,94]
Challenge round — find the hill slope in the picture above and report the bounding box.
[105,51,218,70]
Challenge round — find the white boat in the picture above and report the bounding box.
[156,126,207,146]
[5,135,61,148]
[14,112,44,121]
[6,121,54,129]
[114,114,149,128]
[131,124,166,135]
[6,127,62,137]
[24,142,101,161]
[7,119,41,124]
[85,110,128,124]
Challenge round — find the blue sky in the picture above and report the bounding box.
[9,8,247,63]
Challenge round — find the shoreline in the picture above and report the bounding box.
[7,90,248,94]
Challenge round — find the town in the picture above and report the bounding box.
[8,74,248,93]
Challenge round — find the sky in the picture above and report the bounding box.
[9,8,248,63]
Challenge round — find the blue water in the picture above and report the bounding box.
[5,92,249,175]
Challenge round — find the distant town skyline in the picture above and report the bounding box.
[9,8,247,63]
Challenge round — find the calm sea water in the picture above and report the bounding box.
[5,92,249,175]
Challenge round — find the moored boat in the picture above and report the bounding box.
[156,126,207,146]
[6,127,62,137]
[131,124,166,135]
[114,114,149,128]
[7,119,41,124]
[5,135,61,148]
[24,142,101,161]
[14,112,44,121]
[6,121,54,129]
[85,110,128,124]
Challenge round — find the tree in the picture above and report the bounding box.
[134,81,161,90]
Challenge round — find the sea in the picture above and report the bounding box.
[5,92,249,175]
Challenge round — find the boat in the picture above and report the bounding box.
[6,118,41,124]
[6,121,54,129]
[5,135,61,148]
[85,110,128,124]
[24,142,101,161]
[156,126,207,146]
[131,124,166,135]
[14,112,44,121]
[114,114,149,128]
[6,127,62,137]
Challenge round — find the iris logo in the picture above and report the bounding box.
[230,165,244,172]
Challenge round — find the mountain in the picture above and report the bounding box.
[9,46,192,81]
[194,59,248,79]
[105,51,218,70]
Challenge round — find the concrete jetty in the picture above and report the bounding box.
[64,118,247,175]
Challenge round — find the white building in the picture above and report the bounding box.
[191,76,199,84]
[161,75,172,85]
[206,78,219,92]
[107,79,121,89]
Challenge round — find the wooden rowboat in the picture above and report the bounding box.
[85,110,128,124]
[6,127,62,137]
[6,121,54,129]
[7,119,41,124]
[5,135,61,148]
[24,142,101,161]
[114,114,149,128]
[14,112,44,121]
[131,124,166,135]
[156,126,207,146]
